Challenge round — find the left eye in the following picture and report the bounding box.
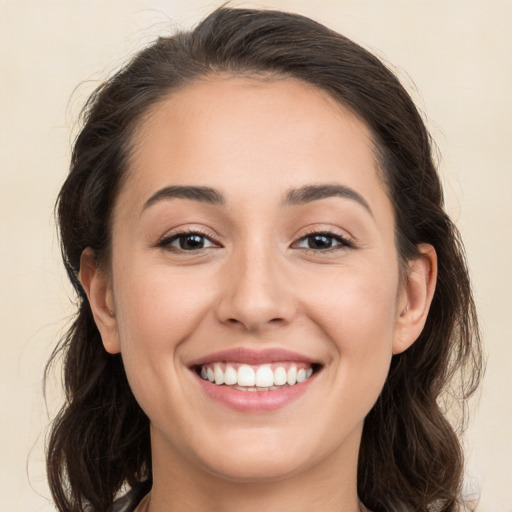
[294,233,350,250]
[161,232,217,251]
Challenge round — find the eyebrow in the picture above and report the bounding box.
[142,183,372,215]
[142,185,225,211]
[283,184,372,215]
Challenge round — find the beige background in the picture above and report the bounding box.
[1,1,510,510]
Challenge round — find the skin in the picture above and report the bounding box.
[81,76,437,512]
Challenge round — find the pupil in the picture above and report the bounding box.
[181,234,204,250]
[309,234,332,249]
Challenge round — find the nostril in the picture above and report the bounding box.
[225,316,287,330]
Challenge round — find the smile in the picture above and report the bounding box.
[198,362,315,390]
[190,348,322,411]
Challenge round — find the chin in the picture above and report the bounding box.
[203,450,310,484]
[188,425,329,484]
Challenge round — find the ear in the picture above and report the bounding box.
[392,243,437,355]
[79,248,121,354]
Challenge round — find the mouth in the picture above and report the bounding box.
[189,348,323,411]
[194,361,321,391]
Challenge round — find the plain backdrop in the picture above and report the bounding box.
[1,1,511,510]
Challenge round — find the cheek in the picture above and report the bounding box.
[305,263,399,343]
[111,262,215,400]
[115,261,213,343]
[302,263,399,396]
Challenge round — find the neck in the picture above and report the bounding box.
[147,425,363,512]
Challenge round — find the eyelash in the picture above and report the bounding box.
[157,228,354,254]
[157,228,220,253]
[293,229,354,253]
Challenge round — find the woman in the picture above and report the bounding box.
[46,7,482,512]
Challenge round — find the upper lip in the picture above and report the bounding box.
[189,347,320,367]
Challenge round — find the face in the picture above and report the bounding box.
[83,76,434,486]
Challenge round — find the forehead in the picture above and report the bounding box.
[120,75,388,214]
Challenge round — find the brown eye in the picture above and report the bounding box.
[294,232,352,251]
[159,231,218,251]
[177,234,206,250]
[306,234,335,249]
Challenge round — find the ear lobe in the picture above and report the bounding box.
[79,248,121,354]
[392,243,437,355]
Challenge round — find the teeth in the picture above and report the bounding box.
[287,366,297,386]
[238,365,255,386]
[214,363,224,385]
[198,362,316,389]
[274,366,287,386]
[255,365,274,387]
[296,368,307,383]
[224,365,238,385]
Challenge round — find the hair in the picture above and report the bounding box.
[46,6,483,512]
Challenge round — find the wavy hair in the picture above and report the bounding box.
[46,7,483,512]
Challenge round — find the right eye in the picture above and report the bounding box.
[158,231,219,252]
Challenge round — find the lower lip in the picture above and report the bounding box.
[193,371,317,412]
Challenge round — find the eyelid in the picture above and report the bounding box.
[156,226,222,252]
[291,227,355,251]
[154,224,355,254]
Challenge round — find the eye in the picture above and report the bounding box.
[158,230,219,252]
[293,231,352,251]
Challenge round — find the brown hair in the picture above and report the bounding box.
[46,7,482,512]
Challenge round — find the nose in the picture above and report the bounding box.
[215,246,297,333]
